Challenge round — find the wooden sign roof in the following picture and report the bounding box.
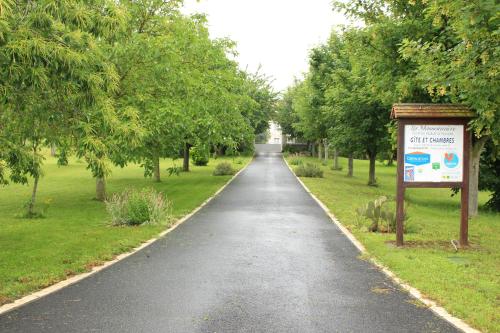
[391,103,475,119]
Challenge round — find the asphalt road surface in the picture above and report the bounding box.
[0,146,459,332]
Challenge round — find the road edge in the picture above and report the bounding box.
[0,157,253,316]
[283,157,481,333]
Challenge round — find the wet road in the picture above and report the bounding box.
[0,148,459,332]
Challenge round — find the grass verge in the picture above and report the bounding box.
[0,154,251,305]
[286,156,499,333]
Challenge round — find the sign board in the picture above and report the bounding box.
[392,104,474,247]
[403,125,464,183]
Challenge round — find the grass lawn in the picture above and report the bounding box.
[286,155,499,333]
[0,154,251,305]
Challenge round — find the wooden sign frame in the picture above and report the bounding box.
[392,104,474,247]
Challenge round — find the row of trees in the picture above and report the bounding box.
[277,0,499,214]
[0,0,276,215]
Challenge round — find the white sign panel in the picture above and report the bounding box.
[404,125,464,182]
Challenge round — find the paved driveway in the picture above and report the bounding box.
[0,151,459,332]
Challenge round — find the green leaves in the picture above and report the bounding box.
[0,0,269,193]
[0,1,125,184]
[398,0,500,142]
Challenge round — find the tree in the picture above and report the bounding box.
[323,32,360,177]
[173,28,256,172]
[276,83,305,141]
[0,0,130,210]
[108,0,185,182]
[290,77,324,157]
[316,32,356,172]
[240,69,278,136]
[322,28,392,185]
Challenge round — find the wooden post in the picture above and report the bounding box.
[396,120,406,247]
[460,126,471,247]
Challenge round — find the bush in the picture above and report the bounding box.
[191,145,210,166]
[213,162,235,176]
[19,198,52,219]
[283,144,309,154]
[289,157,303,166]
[294,163,323,178]
[167,165,182,176]
[106,188,171,226]
[355,196,409,233]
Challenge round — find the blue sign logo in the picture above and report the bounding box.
[444,152,459,168]
[405,152,431,166]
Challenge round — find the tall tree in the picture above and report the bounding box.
[276,83,305,141]
[240,69,277,136]
[109,0,185,182]
[0,0,130,210]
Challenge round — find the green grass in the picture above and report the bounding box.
[0,154,251,305]
[287,156,499,333]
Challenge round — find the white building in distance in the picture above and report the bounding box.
[267,122,282,145]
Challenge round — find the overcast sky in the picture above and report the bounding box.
[182,0,352,93]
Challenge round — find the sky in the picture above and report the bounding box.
[182,0,352,93]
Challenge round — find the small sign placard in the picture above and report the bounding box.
[403,124,464,182]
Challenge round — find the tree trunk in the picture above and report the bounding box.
[153,155,161,182]
[469,136,488,217]
[333,148,340,170]
[96,176,106,201]
[212,145,218,159]
[50,144,56,157]
[368,153,377,186]
[311,142,316,157]
[324,141,329,161]
[27,174,40,216]
[317,141,322,160]
[183,143,190,172]
[347,154,354,177]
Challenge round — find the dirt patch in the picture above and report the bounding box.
[64,269,76,277]
[371,287,391,294]
[385,240,480,251]
[84,261,104,271]
[17,276,31,284]
[0,295,12,306]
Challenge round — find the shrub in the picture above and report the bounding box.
[167,165,182,176]
[289,157,303,166]
[19,198,52,219]
[191,145,210,166]
[295,163,323,178]
[106,188,171,226]
[213,162,235,176]
[283,144,309,154]
[355,196,409,233]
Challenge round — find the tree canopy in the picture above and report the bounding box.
[278,0,499,211]
[0,0,275,213]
